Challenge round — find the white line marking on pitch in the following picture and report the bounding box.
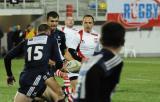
[126,78,151,82]
[125,60,160,64]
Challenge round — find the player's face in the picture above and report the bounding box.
[82,17,94,33]
[47,16,59,30]
[65,17,74,28]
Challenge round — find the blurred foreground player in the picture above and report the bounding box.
[75,22,126,102]
[4,24,64,102]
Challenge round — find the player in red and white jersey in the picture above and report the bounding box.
[60,16,82,96]
[78,15,100,59]
[58,16,83,101]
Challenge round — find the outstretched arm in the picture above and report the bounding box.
[4,41,24,85]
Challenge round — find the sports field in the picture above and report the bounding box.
[0,58,160,102]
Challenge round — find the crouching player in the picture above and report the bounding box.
[4,24,64,102]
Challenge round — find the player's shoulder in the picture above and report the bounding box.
[72,28,81,36]
[91,33,98,37]
[56,28,65,35]
[78,29,83,33]
[99,49,123,71]
[27,34,49,45]
[91,30,99,37]
[32,34,48,41]
[48,35,57,43]
[80,54,103,71]
[72,27,79,32]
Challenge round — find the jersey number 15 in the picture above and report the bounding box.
[27,46,43,61]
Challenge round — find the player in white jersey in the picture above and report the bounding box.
[62,16,81,51]
[60,16,83,98]
[77,15,100,59]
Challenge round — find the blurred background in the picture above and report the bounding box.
[1,1,160,102]
[0,0,160,57]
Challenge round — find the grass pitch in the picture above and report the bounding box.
[0,58,160,102]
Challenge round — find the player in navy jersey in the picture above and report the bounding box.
[47,11,80,102]
[75,22,126,102]
[4,24,64,102]
[47,11,67,59]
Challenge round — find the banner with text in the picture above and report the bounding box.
[107,0,160,28]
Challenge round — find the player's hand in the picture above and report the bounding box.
[7,76,16,85]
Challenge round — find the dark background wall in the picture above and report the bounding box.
[0,15,41,31]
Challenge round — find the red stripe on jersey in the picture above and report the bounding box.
[77,30,86,58]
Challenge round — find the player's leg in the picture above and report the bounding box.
[18,71,47,102]
[45,76,65,101]
[43,86,60,102]
[68,73,79,94]
[14,91,32,102]
[70,79,78,94]
[55,69,73,102]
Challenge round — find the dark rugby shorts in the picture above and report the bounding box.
[18,69,51,98]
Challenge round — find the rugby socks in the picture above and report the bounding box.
[63,75,73,102]
[55,70,73,102]
[55,69,63,77]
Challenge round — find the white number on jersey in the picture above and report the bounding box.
[27,46,43,61]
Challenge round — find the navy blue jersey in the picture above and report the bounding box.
[75,49,123,102]
[51,28,67,56]
[4,33,62,77]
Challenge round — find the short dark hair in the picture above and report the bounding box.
[38,24,50,32]
[100,22,125,48]
[47,11,59,20]
[83,15,94,22]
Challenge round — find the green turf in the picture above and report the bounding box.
[0,58,160,102]
[0,59,24,102]
[112,58,160,102]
